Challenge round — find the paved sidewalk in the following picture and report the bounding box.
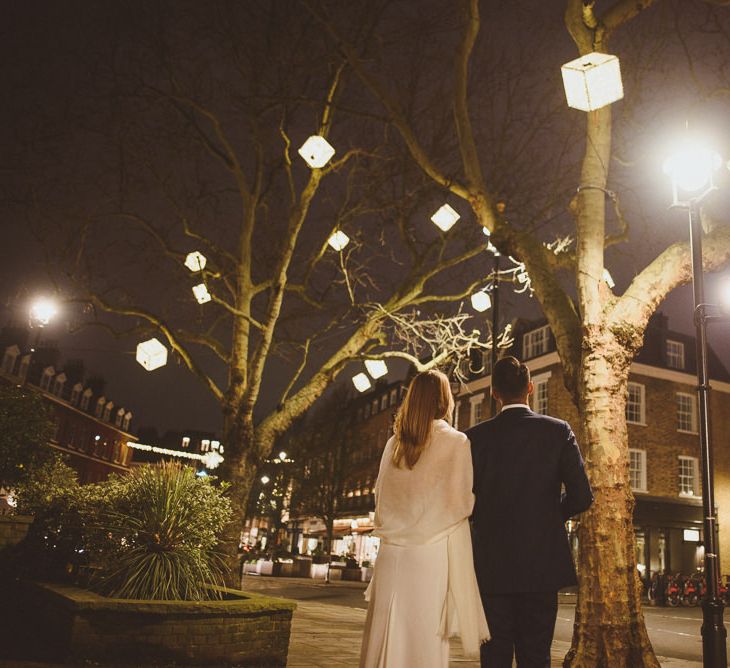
[286,596,703,668]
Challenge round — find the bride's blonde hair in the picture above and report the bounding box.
[392,370,454,469]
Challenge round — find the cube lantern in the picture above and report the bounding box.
[561,52,623,112]
[470,291,492,313]
[184,251,207,272]
[431,204,460,232]
[192,283,212,304]
[328,230,350,251]
[136,338,168,371]
[365,359,388,379]
[352,372,372,393]
[298,135,335,169]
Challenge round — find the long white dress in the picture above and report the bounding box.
[359,419,489,668]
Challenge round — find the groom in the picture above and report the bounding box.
[466,356,593,668]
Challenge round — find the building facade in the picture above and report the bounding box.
[1,342,136,484]
[455,315,730,581]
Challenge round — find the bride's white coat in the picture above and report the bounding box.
[359,419,489,667]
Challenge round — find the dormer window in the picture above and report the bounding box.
[2,345,20,376]
[522,325,549,360]
[80,388,93,411]
[95,396,106,418]
[70,383,83,406]
[103,401,114,422]
[115,407,125,427]
[40,367,55,392]
[52,372,67,397]
[666,340,685,370]
[122,411,133,431]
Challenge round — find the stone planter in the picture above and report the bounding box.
[0,514,33,550]
[11,581,296,666]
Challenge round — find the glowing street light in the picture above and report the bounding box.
[29,297,58,327]
[664,139,727,665]
[352,372,372,393]
[430,204,460,232]
[470,291,491,313]
[136,337,168,371]
[561,52,624,112]
[364,359,388,379]
[298,135,335,169]
[261,475,270,485]
[184,251,207,272]
[278,451,288,461]
[327,230,350,251]
[663,140,722,204]
[192,283,212,304]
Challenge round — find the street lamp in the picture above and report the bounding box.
[29,297,58,328]
[664,138,727,667]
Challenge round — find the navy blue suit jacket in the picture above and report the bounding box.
[466,407,593,594]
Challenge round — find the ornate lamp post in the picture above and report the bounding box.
[664,139,727,667]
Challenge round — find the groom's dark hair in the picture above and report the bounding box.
[492,356,530,401]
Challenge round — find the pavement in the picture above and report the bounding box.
[0,576,706,668]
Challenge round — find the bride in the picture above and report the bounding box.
[359,369,489,667]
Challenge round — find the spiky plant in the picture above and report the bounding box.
[89,462,231,601]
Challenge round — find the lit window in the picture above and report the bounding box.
[70,383,83,406]
[482,350,493,375]
[666,340,685,370]
[80,388,92,411]
[389,389,398,406]
[380,394,388,411]
[522,326,549,359]
[53,373,67,397]
[40,367,55,392]
[677,393,698,433]
[679,456,700,497]
[115,407,125,428]
[629,449,647,493]
[95,396,106,418]
[531,373,550,415]
[469,394,484,426]
[103,401,114,422]
[626,382,645,425]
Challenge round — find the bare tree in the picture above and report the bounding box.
[309,0,730,664]
[14,2,507,581]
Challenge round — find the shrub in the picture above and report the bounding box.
[86,462,232,601]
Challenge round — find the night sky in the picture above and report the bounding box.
[3,1,730,436]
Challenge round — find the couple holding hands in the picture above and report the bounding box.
[359,356,593,668]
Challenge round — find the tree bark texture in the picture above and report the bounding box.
[564,330,660,668]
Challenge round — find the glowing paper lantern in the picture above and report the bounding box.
[192,283,212,304]
[352,372,372,393]
[365,359,388,379]
[184,251,207,272]
[328,230,350,251]
[298,135,335,168]
[136,338,168,371]
[561,52,623,112]
[431,204,460,232]
[470,291,492,312]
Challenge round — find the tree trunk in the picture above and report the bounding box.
[218,411,257,588]
[564,332,660,667]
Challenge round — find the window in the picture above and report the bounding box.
[679,456,700,497]
[70,383,83,406]
[531,373,551,415]
[482,349,493,375]
[666,340,685,370]
[389,389,398,406]
[115,407,125,428]
[80,388,92,411]
[629,449,647,492]
[626,383,646,425]
[469,394,484,427]
[52,373,66,397]
[371,399,378,415]
[2,345,19,375]
[122,412,132,432]
[677,393,698,433]
[40,367,55,392]
[380,394,388,411]
[95,396,106,418]
[364,403,371,419]
[522,325,549,359]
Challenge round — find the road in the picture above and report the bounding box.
[244,575,709,665]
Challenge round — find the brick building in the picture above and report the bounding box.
[1,342,136,484]
[455,314,730,581]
